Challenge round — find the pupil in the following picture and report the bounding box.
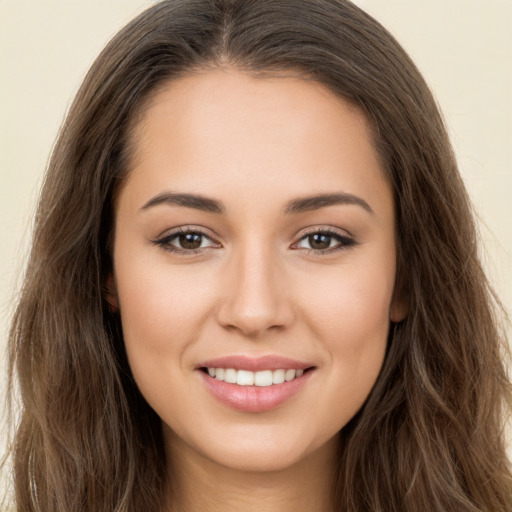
[309,233,331,250]
[180,233,202,249]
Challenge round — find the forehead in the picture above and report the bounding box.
[122,69,392,219]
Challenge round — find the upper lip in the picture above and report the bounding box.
[196,355,315,372]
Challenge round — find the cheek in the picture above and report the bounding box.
[298,259,393,421]
[116,253,213,340]
[300,258,394,343]
[113,247,217,391]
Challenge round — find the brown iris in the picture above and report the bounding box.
[179,233,203,249]
[308,233,332,250]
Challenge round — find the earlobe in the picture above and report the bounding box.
[105,273,119,312]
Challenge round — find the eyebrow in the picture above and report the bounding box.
[284,192,374,215]
[140,191,373,215]
[141,192,225,214]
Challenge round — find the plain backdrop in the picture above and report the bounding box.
[1,0,511,491]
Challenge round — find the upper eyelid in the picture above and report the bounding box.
[294,225,355,244]
[157,225,217,240]
[292,229,354,249]
[160,228,219,245]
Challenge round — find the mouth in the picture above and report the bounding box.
[199,367,313,386]
[196,356,316,412]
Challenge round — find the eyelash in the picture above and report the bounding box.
[152,227,357,255]
[152,227,218,255]
[293,228,356,254]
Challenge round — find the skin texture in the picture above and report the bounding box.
[111,69,405,511]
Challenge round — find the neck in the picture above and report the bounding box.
[162,430,339,512]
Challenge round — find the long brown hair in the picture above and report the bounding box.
[5,0,511,510]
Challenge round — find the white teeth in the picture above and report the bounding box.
[224,368,237,384]
[254,370,273,387]
[272,369,285,384]
[207,367,306,386]
[236,370,255,386]
[285,369,296,381]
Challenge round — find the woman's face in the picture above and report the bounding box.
[111,69,405,473]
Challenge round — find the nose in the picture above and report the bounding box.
[216,242,294,338]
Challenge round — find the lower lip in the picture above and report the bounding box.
[199,370,314,412]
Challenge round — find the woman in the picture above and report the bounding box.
[5,0,511,510]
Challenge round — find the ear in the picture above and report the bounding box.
[390,277,408,323]
[105,273,119,312]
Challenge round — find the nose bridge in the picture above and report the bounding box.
[217,235,292,336]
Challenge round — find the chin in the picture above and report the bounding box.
[209,445,307,473]
[183,422,339,474]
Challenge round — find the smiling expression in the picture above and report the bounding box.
[111,69,405,473]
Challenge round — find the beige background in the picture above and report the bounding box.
[1,0,511,492]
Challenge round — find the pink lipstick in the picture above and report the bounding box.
[196,355,315,412]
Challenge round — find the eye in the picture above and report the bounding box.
[152,228,221,254]
[293,229,356,254]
